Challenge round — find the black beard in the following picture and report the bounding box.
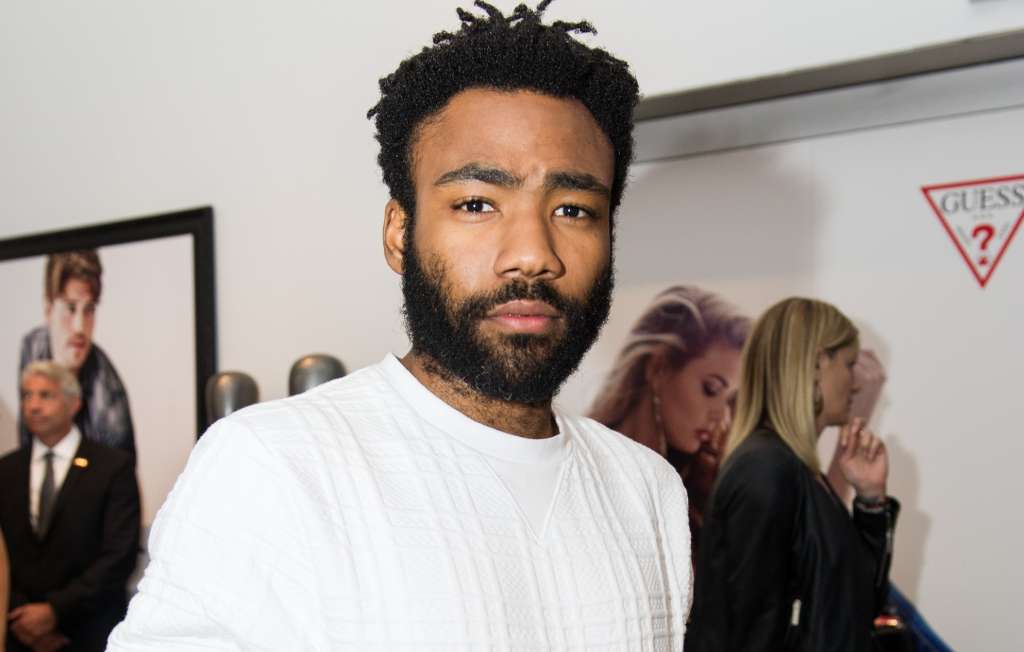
[401,238,614,405]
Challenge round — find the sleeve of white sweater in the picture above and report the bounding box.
[107,415,311,651]
[656,460,693,637]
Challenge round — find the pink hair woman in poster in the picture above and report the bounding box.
[589,285,750,561]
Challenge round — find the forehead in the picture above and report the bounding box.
[411,88,614,186]
[58,277,95,301]
[22,373,60,392]
[684,341,742,374]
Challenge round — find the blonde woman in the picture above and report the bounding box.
[590,286,750,562]
[688,298,898,652]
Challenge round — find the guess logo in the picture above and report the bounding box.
[922,174,1024,288]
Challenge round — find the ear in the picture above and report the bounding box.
[383,198,410,275]
[69,395,82,417]
[643,351,670,391]
[815,350,829,378]
[44,300,53,320]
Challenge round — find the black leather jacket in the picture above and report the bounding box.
[688,429,898,652]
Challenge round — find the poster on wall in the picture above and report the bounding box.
[573,281,947,650]
[0,207,216,535]
[580,284,889,559]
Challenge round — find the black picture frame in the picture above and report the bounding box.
[0,206,217,437]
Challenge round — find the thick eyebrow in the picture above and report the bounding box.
[545,171,611,198]
[433,163,611,199]
[60,300,99,313]
[434,163,522,189]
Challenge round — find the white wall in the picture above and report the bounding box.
[4,0,1024,400]
[3,1,1024,648]
[586,0,1024,97]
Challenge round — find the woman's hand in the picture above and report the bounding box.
[836,417,888,500]
[688,415,730,509]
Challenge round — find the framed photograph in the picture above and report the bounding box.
[0,206,216,531]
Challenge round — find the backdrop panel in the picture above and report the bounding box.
[561,90,1022,650]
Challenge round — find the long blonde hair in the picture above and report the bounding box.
[725,297,858,472]
[590,285,749,432]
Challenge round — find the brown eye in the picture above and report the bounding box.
[456,198,495,213]
[554,204,593,219]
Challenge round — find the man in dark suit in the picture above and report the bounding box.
[1,361,139,652]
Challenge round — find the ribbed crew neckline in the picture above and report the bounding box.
[380,353,570,464]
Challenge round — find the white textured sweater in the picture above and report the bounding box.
[109,355,692,650]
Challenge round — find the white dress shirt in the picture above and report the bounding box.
[29,425,82,530]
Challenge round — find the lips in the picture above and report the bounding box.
[694,425,726,460]
[484,300,561,334]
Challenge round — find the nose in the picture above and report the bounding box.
[71,306,87,333]
[493,207,565,281]
[709,404,729,427]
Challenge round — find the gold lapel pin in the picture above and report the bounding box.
[73,457,89,468]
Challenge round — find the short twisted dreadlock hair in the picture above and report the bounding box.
[367,0,639,219]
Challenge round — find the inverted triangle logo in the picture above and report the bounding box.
[922,174,1024,288]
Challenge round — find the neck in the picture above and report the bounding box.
[36,425,72,449]
[617,392,660,452]
[400,351,557,439]
[614,390,671,458]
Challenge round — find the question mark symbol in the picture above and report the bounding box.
[972,223,995,266]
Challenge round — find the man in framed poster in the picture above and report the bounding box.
[18,249,136,456]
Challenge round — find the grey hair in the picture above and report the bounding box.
[21,360,82,400]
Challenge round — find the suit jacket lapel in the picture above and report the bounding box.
[11,447,34,536]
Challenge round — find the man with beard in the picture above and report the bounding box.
[108,2,691,649]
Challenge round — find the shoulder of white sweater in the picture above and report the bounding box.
[199,369,681,490]
[559,413,681,486]
[200,362,393,451]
